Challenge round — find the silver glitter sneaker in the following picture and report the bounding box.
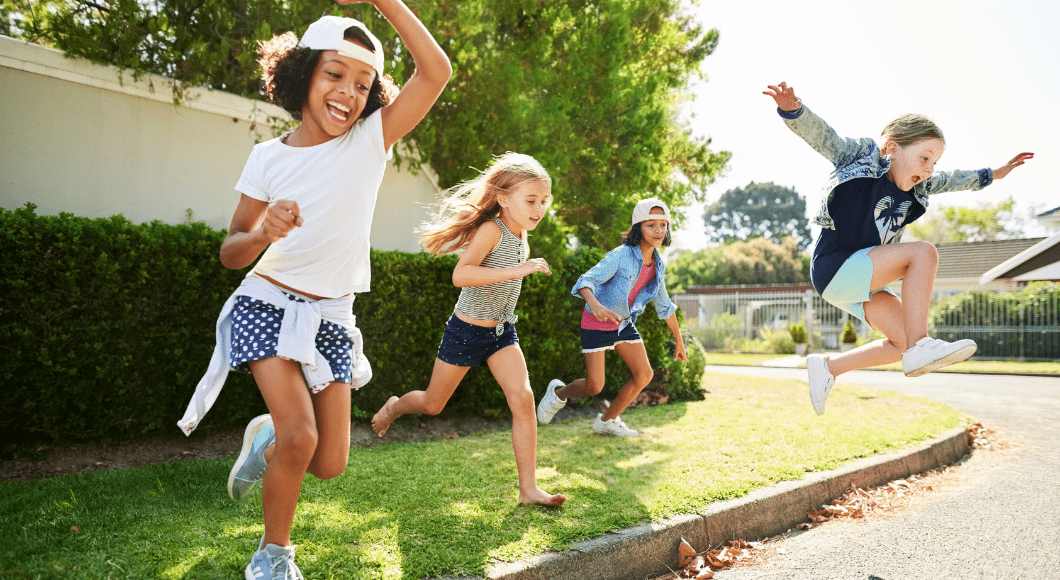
[228,414,274,500]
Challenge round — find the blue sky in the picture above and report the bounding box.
[670,0,1058,251]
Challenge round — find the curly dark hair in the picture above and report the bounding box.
[257,27,399,122]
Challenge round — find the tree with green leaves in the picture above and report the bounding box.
[906,196,1027,244]
[666,236,809,291]
[5,0,729,257]
[703,181,809,250]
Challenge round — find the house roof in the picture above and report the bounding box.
[979,232,1060,284]
[1038,206,1060,218]
[935,238,1045,280]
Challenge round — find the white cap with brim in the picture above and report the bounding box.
[299,15,384,77]
[632,197,671,225]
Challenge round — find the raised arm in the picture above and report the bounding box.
[993,152,1034,180]
[923,152,1034,196]
[764,82,877,168]
[340,0,451,151]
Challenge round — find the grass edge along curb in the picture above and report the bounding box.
[455,425,969,580]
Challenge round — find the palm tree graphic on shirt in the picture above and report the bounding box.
[874,196,912,245]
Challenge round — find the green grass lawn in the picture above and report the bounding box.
[0,373,964,579]
[707,352,1060,375]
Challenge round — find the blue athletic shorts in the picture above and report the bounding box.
[820,247,898,323]
[436,314,519,367]
[229,294,355,386]
[580,323,643,353]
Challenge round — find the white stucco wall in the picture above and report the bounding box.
[0,35,441,253]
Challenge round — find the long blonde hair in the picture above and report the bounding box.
[420,153,551,256]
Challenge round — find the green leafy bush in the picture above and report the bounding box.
[841,321,857,344]
[787,323,807,344]
[0,206,705,442]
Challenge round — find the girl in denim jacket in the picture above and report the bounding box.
[537,198,687,436]
[764,82,1033,415]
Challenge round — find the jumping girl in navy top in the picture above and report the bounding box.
[764,81,1033,415]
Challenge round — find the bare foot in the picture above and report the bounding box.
[519,487,566,507]
[371,396,400,437]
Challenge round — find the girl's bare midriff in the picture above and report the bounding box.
[454,309,498,327]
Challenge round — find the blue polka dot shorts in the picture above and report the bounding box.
[229,293,354,388]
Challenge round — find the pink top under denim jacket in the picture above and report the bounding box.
[572,245,677,333]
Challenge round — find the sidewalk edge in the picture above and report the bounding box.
[444,426,968,580]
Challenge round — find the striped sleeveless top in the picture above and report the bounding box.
[454,218,528,335]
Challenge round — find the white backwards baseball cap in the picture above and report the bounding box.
[632,197,671,226]
[299,15,384,77]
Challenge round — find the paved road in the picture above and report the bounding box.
[700,366,1060,580]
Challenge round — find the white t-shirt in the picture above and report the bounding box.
[235,110,392,297]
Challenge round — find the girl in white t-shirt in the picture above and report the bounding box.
[177,1,450,577]
[369,152,566,507]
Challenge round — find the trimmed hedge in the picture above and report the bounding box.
[1,206,704,442]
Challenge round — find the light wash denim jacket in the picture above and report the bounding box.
[572,244,677,332]
[779,105,993,232]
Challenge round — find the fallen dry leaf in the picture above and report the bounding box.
[677,538,698,568]
[71,526,80,533]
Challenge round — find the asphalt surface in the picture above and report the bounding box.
[701,366,1060,580]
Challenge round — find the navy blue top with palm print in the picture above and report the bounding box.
[810,176,920,294]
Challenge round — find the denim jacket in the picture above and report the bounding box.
[572,244,677,332]
[779,105,993,231]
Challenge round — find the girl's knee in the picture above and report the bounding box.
[277,422,319,462]
[911,240,939,265]
[422,397,448,416]
[310,454,348,481]
[632,366,654,387]
[584,377,605,396]
[505,384,535,411]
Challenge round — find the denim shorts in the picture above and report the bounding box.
[436,314,519,367]
[580,323,643,353]
[820,247,898,323]
[229,294,355,389]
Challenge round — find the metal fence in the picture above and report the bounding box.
[932,290,1060,360]
[675,284,1060,361]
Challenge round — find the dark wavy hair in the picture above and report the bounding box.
[622,216,672,247]
[257,26,399,121]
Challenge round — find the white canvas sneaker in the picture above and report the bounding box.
[806,354,835,416]
[902,337,977,377]
[592,414,639,436]
[536,379,567,424]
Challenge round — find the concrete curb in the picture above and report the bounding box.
[434,426,970,580]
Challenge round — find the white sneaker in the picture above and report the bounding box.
[902,337,977,377]
[537,379,567,424]
[806,354,835,416]
[593,414,639,436]
[245,543,304,580]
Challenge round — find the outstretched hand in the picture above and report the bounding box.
[763,82,801,112]
[993,152,1034,180]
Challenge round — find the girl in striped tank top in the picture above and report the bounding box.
[371,152,565,507]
